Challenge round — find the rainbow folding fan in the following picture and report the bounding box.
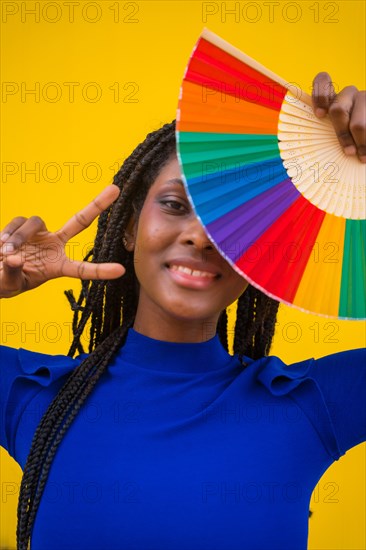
[176,29,366,320]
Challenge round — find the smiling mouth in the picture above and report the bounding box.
[166,264,221,279]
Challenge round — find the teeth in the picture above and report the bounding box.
[170,265,215,278]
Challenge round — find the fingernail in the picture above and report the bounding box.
[344,145,357,156]
[315,108,326,118]
[3,243,15,254]
[0,232,10,243]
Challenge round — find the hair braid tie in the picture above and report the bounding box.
[64,289,84,312]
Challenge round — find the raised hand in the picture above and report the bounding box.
[312,72,366,163]
[0,185,125,298]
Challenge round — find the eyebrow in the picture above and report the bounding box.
[163,178,184,187]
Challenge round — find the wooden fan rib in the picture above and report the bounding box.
[279,121,336,137]
[281,99,318,119]
[340,180,358,219]
[283,147,366,219]
[279,143,339,160]
[279,138,338,152]
[279,112,335,130]
[330,181,355,218]
[291,170,339,205]
[278,124,332,136]
[280,133,334,143]
[282,146,344,174]
[281,100,335,130]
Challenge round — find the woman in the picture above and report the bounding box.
[1,73,365,550]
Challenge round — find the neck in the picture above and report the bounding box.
[133,309,220,343]
[120,327,234,373]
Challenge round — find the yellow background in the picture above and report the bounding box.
[0,1,365,548]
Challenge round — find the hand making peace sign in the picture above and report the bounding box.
[0,185,125,298]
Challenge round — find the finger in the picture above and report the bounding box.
[1,216,47,255]
[57,185,120,244]
[2,252,24,268]
[348,91,366,162]
[312,72,336,117]
[0,216,27,243]
[328,86,359,155]
[0,255,25,295]
[60,258,126,280]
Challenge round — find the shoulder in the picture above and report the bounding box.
[248,348,366,459]
[0,344,88,388]
[0,345,88,456]
[246,348,366,396]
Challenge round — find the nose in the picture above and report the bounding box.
[179,214,214,251]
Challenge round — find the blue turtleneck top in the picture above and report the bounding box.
[0,329,365,549]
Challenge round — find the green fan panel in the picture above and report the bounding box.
[339,219,366,318]
[178,132,280,180]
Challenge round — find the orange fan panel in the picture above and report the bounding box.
[178,81,280,134]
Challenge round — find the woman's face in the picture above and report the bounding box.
[126,155,248,342]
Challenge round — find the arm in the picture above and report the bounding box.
[0,344,87,456]
[308,348,366,455]
[309,75,366,451]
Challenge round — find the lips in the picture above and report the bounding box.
[164,258,222,289]
[170,265,216,279]
[165,258,221,278]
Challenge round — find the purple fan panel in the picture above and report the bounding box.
[206,178,300,263]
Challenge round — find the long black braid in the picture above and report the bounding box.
[16,120,280,549]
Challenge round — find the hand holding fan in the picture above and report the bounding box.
[176,29,366,320]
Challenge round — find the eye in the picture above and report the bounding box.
[160,200,188,213]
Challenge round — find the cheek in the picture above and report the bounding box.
[228,272,249,302]
[133,219,172,271]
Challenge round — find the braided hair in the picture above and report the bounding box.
[16,120,280,549]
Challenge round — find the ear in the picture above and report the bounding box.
[123,213,138,251]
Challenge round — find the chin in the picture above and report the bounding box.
[165,303,219,324]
